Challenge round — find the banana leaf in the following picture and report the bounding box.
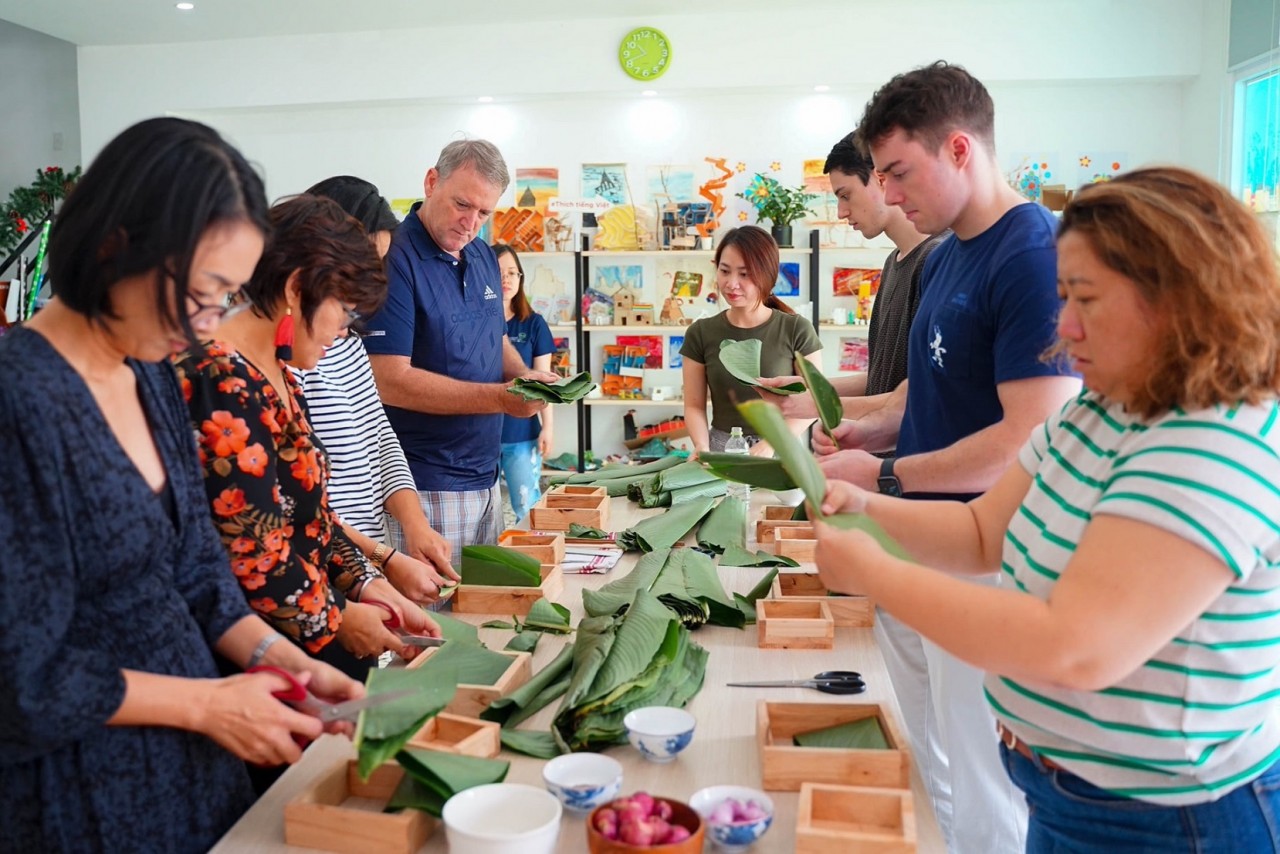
[795,351,843,438]
[697,453,798,491]
[432,611,481,645]
[418,633,518,687]
[732,567,781,624]
[793,717,890,750]
[737,399,912,561]
[719,544,801,568]
[697,496,748,554]
[524,598,573,633]
[460,544,542,587]
[631,476,726,509]
[619,495,716,552]
[499,730,561,758]
[480,643,575,728]
[568,523,611,539]
[509,371,597,403]
[354,665,458,780]
[505,632,539,652]
[584,547,743,629]
[386,748,510,816]
[553,455,683,485]
[718,339,805,394]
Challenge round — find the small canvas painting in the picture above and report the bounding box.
[668,335,685,369]
[648,164,697,203]
[670,270,703,297]
[515,167,558,213]
[774,261,800,296]
[551,337,573,378]
[617,335,664,369]
[582,163,630,206]
[595,265,643,293]
[839,338,870,372]
[833,267,882,298]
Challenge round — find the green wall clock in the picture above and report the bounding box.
[618,26,672,81]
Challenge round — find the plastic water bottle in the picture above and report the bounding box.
[723,426,752,505]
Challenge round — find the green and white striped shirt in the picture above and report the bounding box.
[986,390,1280,805]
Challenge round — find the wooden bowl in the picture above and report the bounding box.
[586,796,705,853]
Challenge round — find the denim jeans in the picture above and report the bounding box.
[499,440,543,522]
[1001,743,1280,853]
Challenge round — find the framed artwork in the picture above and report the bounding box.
[595,265,643,292]
[668,335,685,369]
[670,270,703,297]
[515,167,558,213]
[582,163,630,206]
[839,338,870,372]
[617,335,664,369]
[833,266,882,298]
[774,261,800,296]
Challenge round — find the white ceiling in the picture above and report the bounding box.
[0,0,853,46]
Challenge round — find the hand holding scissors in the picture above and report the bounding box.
[727,670,866,695]
[364,598,447,648]
[248,664,412,744]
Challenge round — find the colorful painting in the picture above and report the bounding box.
[1076,152,1126,186]
[594,204,643,251]
[544,215,575,252]
[551,337,573,378]
[491,207,544,252]
[595,265,643,293]
[774,262,800,297]
[516,167,558,213]
[389,198,419,219]
[839,338,870,372]
[1005,155,1057,204]
[670,270,703,298]
[617,335,664,369]
[668,335,685,369]
[833,267,882,298]
[648,164,697,203]
[582,163,630,206]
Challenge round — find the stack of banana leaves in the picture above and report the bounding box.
[696,496,800,568]
[549,454,685,498]
[618,495,717,552]
[460,544,543,586]
[552,589,708,753]
[508,371,597,403]
[627,460,727,508]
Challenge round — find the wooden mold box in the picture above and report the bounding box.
[772,572,874,628]
[529,486,610,531]
[407,648,533,718]
[796,783,917,853]
[283,760,434,854]
[406,712,501,758]
[756,505,810,545]
[757,701,911,792]
[774,526,817,562]
[452,563,564,616]
[757,599,834,649]
[498,530,566,566]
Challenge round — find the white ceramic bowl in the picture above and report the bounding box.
[542,753,623,812]
[622,706,696,763]
[770,487,806,507]
[689,785,775,851]
[442,783,563,854]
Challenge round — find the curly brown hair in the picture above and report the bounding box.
[854,60,995,155]
[1058,167,1280,418]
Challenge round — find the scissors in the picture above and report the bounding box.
[365,598,447,647]
[726,670,866,695]
[248,665,414,725]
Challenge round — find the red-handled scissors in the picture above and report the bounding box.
[364,598,447,648]
[249,665,413,727]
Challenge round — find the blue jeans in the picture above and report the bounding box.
[499,440,543,522]
[1001,743,1280,853]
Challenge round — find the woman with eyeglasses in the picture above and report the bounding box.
[0,118,364,851]
[174,195,441,689]
[494,243,555,521]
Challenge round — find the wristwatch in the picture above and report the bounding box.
[877,457,903,497]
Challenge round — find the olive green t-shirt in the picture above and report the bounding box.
[681,309,822,433]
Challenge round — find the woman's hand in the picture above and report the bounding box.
[538,430,553,457]
[811,517,885,598]
[819,479,872,516]
[756,376,817,419]
[748,440,773,458]
[399,519,459,585]
[384,549,446,603]
[336,600,409,660]
[356,577,443,660]
[193,669,324,766]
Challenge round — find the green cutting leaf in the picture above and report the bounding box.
[481,619,516,630]
[505,632,540,652]
[619,495,716,552]
[697,453,798,491]
[793,717,890,750]
[429,611,480,645]
[697,496,748,554]
[795,351,843,437]
[732,567,781,623]
[555,454,683,485]
[718,339,805,394]
[823,512,914,561]
[498,729,562,758]
[523,598,573,633]
[386,748,510,816]
[720,544,801,568]
[461,544,542,587]
[481,643,575,727]
[354,666,457,780]
[509,371,597,403]
[568,522,611,539]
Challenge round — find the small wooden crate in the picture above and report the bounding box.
[499,531,566,566]
[283,760,434,854]
[756,505,810,545]
[529,486,610,531]
[772,573,874,628]
[406,712,501,758]
[774,526,817,562]
[757,701,911,792]
[452,563,564,615]
[796,783,917,853]
[407,648,533,718]
[757,599,834,649]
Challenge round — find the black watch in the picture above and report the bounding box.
[877,457,903,497]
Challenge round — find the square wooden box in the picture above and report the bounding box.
[283,760,435,854]
[407,648,533,718]
[406,712,501,758]
[529,486,610,531]
[499,530,566,566]
[756,505,810,545]
[797,783,917,853]
[772,573,874,628]
[757,599,834,649]
[773,526,817,562]
[757,701,911,791]
[452,562,564,615]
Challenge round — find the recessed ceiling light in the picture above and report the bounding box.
[641,90,658,97]
[477,96,494,103]
[814,84,830,92]
[176,2,195,9]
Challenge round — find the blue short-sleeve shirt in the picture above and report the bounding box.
[362,203,505,491]
[501,313,555,444]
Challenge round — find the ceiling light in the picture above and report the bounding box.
[477,96,494,103]
[814,84,830,92]
[176,2,194,9]
[641,90,658,97]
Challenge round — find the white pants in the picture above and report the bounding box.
[875,604,1028,854]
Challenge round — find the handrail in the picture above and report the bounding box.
[0,217,50,280]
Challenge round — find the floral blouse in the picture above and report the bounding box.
[174,340,382,653]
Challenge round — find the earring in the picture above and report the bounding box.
[274,305,294,361]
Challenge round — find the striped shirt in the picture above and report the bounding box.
[292,335,416,538]
[986,390,1280,805]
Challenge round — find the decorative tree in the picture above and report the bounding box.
[1,166,82,260]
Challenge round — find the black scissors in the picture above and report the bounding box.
[726,670,866,695]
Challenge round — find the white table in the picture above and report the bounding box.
[213,493,944,853]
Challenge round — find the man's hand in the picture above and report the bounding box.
[399,518,459,584]
[748,440,774,458]
[520,370,562,384]
[756,376,817,419]
[500,383,549,418]
[817,449,881,491]
[813,418,876,455]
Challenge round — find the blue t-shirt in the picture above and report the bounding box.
[897,203,1070,497]
[501,312,555,444]
[362,203,505,492]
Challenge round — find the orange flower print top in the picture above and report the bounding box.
[173,341,381,653]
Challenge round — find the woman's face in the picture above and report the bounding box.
[716,244,763,310]
[498,252,522,303]
[1055,230,1159,405]
[290,288,357,370]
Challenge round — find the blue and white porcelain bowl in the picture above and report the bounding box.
[690,785,775,851]
[541,753,623,813]
[622,706,696,763]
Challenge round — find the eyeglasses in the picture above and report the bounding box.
[500,270,523,281]
[187,292,250,323]
[341,307,362,330]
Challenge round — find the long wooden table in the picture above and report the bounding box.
[214,493,944,853]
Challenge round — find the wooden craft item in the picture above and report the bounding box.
[757,599,834,649]
[796,783,917,853]
[529,486,610,531]
[283,760,434,854]
[773,526,817,562]
[405,712,501,758]
[452,563,564,616]
[406,649,534,718]
[498,530,566,566]
[757,701,911,792]
[771,572,874,627]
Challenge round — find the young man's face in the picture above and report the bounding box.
[829,168,891,240]
[870,128,966,236]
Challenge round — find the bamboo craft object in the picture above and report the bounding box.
[757,701,912,791]
[796,783,918,853]
[757,599,835,649]
[405,712,501,758]
[771,572,875,627]
[406,649,534,718]
[283,761,434,854]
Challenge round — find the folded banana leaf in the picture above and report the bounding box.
[697,496,748,554]
[719,544,800,568]
[630,475,727,509]
[524,598,573,633]
[508,371,598,403]
[697,453,798,491]
[480,642,575,728]
[583,546,743,629]
[553,454,683,485]
[733,567,781,623]
[498,730,561,758]
[719,339,805,394]
[793,717,890,749]
[505,632,539,652]
[795,351,843,438]
[461,544,543,587]
[618,495,716,552]
[568,523,611,539]
[354,664,458,780]
[385,748,510,816]
[415,637,515,687]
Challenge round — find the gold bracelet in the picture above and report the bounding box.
[370,542,390,568]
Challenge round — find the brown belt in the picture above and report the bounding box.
[997,721,1063,772]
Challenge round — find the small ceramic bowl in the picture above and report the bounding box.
[543,752,624,812]
[623,707,696,763]
[689,785,775,851]
[586,796,705,853]
[442,783,563,854]
[770,487,806,507]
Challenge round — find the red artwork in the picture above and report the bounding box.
[833,267,882,297]
[616,335,664,369]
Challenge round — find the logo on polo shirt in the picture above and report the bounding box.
[930,324,946,369]
[484,285,498,300]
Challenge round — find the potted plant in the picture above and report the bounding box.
[736,173,816,248]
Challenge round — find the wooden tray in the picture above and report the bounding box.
[756,505,810,545]
[498,530,566,566]
[773,526,817,562]
[757,599,834,649]
[452,563,563,615]
[529,486,610,531]
[406,712,501,758]
[407,648,533,718]
[757,701,911,792]
[771,573,874,627]
[283,760,434,854]
[796,783,917,853]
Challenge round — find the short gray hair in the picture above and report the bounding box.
[435,139,510,192]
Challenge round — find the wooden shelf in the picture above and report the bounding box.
[584,398,684,406]
[581,247,811,257]
[582,324,689,333]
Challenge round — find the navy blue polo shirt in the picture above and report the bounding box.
[502,313,554,445]
[362,203,505,491]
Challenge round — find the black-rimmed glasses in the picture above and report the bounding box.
[187,293,251,323]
